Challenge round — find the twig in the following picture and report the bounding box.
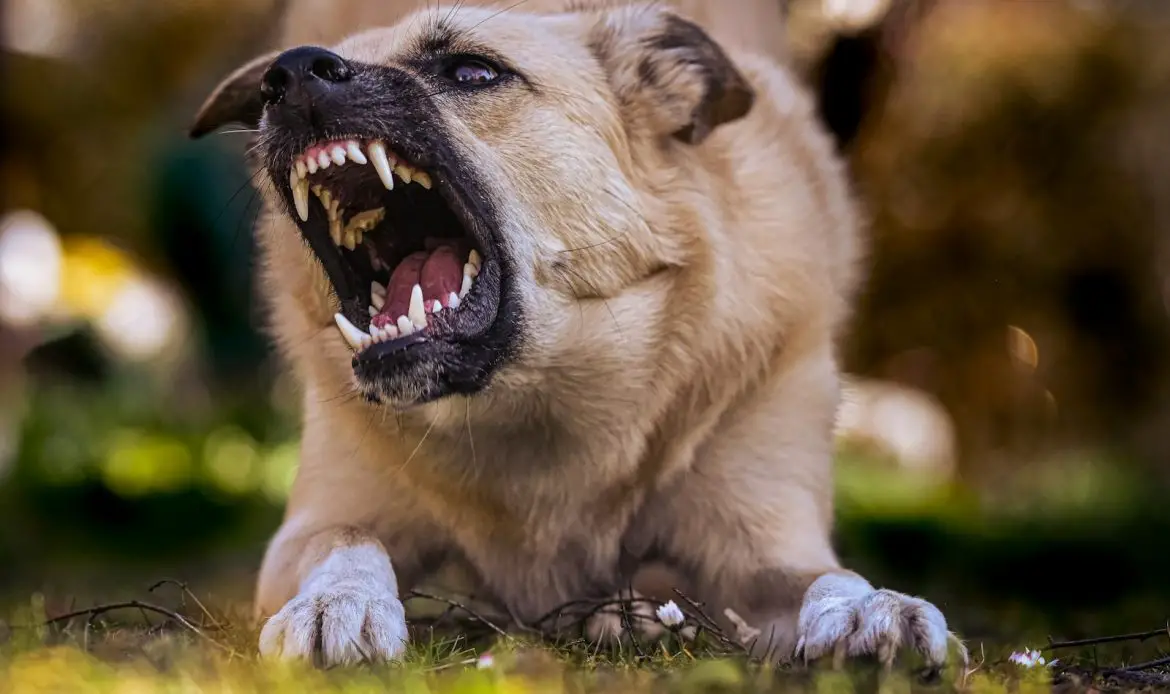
[1108,656,1170,674]
[618,585,647,660]
[44,600,238,656]
[671,589,748,655]
[147,579,223,629]
[405,590,510,638]
[1046,625,1170,651]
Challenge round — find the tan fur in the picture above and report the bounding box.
[198,0,959,667]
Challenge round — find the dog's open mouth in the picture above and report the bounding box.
[284,137,494,358]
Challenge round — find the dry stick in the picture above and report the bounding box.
[1046,625,1170,651]
[147,579,223,629]
[405,590,510,638]
[1108,656,1170,674]
[618,586,648,660]
[670,589,748,655]
[44,600,238,656]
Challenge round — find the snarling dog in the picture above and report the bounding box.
[190,1,963,670]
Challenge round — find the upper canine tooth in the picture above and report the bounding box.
[459,273,472,298]
[369,306,378,318]
[317,151,332,169]
[413,171,432,189]
[295,158,307,179]
[408,284,427,328]
[394,164,413,184]
[333,313,369,351]
[371,291,385,311]
[346,141,368,165]
[291,171,309,222]
[371,281,387,299]
[331,146,347,166]
[368,142,395,190]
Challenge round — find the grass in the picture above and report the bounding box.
[4,451,1170,692]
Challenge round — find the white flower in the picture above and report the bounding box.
[655,600,685,628]
[476,652,495,669]
[1008,648,1054,668]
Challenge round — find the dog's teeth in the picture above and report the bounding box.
[394,164,413,184]
[346,141,368,165]
[371,292,385,311]
[295,158,307,179]
[431,300,443,314]
[447,292,461,310]
[369,306,378,318]
[333,313,368,351]
[343,227,357,251]
[397,315,414,336]
[463,262,479,279]
[368,142,395,190]
[332,219,344,247]
[319,188,333,210]
[408,284,428,328]
[360,335,373,350]
[291,171,310,222]
[317,151,332,169]
[468,249,481,271]
[331,146,347,166]
[306,155,318,174]
[371,325,388,343]
[384,324,399,340]
[371,281,387,299]
[459,273,472,299]
[413,171,432,189]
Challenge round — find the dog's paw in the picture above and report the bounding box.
[258,583,408,666]
[795,576,963,670]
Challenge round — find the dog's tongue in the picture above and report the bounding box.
[378,245,463,322]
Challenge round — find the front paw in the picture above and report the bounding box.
[258,582,408,666]
[795,577,963,670]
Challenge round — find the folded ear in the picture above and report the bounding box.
[189,51,279,139]
[587,6,755,145]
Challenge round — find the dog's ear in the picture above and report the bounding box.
[587,6,755,145]
[189,52,279,139]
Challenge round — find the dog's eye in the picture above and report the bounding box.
[445,59,500,86]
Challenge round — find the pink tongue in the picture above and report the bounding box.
[374,245,464,328]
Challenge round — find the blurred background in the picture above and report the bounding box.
[1,0,1168,647]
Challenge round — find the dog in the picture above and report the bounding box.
[189,0,963,670]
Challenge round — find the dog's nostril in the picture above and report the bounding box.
[260,65,292,105]
[309,54,351,82]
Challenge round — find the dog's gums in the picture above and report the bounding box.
[286,136,483,353]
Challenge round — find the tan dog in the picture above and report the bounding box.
[190,1,963,670]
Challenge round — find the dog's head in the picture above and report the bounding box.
[191,3,753,407]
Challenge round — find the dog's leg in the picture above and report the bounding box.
[641,332,962,669]
[253,398,439,666]
[257,523,409,665]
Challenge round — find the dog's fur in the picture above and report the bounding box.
[192,0,961,668]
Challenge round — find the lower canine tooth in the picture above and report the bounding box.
[459,273,472,298]
[397,315,414,336]
[408,284,428,328]
[333,313,369,351]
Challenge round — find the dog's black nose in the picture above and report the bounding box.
[261,46,352,105]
